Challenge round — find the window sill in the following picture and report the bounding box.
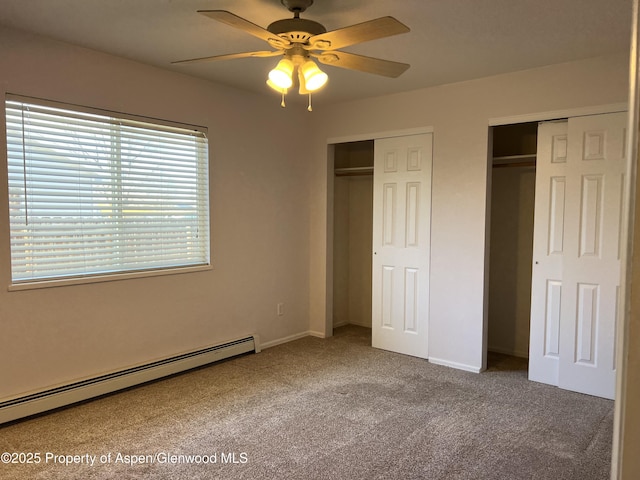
[8,264,212,291]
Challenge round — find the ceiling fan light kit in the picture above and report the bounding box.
[267,55,327,111]
[173,0,410,111]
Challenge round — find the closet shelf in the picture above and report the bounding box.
[334,166,374,176]
[492,154,536,168]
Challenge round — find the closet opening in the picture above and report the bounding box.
[486,122,538,371]
[332,140,374,338]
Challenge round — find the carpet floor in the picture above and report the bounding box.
[0,325,613,479]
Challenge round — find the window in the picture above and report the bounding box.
[5,95,210,285]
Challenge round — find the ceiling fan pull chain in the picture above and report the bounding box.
[281,91,286,108]
[308,93,313,112]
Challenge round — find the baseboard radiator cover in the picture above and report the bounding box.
[0,335,260,425]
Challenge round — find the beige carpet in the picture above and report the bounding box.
[0,325,613,479]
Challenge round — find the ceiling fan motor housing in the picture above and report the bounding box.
[273,0,325,41]
[281,0,313,13]
[268,18,326,41]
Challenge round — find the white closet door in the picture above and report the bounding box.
[529,112,625,399]
[372,133,432,359]
[558,112,626,399]
[529,120,568,386]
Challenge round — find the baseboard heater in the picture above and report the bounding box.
[0,334,260,425]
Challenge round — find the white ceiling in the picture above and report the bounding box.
[0,0,632,105]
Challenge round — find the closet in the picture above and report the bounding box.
[487,122,537,362]
[332,140,374,329]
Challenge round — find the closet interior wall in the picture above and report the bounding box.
[488,123,538,359]
[333,140,374,329]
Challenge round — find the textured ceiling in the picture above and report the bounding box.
[0,0,633,105]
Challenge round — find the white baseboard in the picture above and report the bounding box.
[346,321,372,328]
[261,330,326,350]
[333,321,372,329]
[488,345,529,359]
[428,357,482,374]
[308,330,326,338]
[260,332,309,349]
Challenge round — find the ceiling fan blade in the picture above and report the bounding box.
[308,17,409,51]
[198,10,290,49]
[314,51,410,78]
[172,50,283,65]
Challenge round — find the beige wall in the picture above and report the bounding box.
[347,177,373,328]
[332,176,373,328]
[308,52,629,370]
[332,143,373,329]
[487,166,535,358]
[2,23,638,479]
[332,176,350,326]
[0,26,312,399]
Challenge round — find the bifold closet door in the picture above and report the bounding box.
[529,112,626,399]
[372,133,432,359]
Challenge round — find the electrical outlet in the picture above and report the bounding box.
[277,303,284,316]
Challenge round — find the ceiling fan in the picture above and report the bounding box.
[173,0,410,110]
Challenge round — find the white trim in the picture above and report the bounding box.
[8,264,212,291]
[612,2,639,478]
[428,357,482,373]
[252,334,262,353]
[328,126,434,145]
[487,346,529,359]
[345,320,372,328]
[489,103,628,126]
[260,332,309,349]
[260,330,326,350]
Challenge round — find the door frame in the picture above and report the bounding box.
[324,126,434,338]
[483,102,628,369]
[612,1,640,477]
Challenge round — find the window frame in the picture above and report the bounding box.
[4,94,211,290]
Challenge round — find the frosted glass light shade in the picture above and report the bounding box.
[300,60,328,92]
[268,59,294,89]
[266,78,288,93]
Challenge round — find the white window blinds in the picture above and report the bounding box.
[5,95,210,284]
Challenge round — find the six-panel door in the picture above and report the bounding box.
[529,112,625,399]
[372,133,433,359]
